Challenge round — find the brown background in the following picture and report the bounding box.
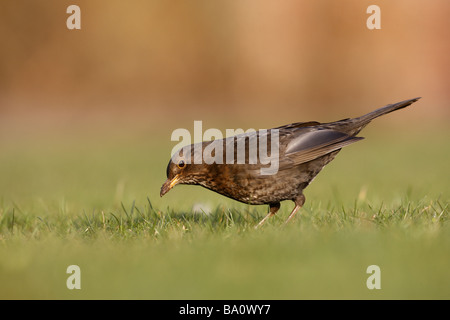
[0,0,449,138]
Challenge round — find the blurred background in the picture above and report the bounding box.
[1,0,449,130]
[1,0,449,300]
[0,0,449,209]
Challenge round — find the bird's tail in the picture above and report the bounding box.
[321,97,421,136]
[355,97,421,125]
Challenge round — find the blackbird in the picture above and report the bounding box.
[161,97,420,227]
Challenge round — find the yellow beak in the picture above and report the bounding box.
[160,174,180,197]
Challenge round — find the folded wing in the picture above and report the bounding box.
[281,129,363,167]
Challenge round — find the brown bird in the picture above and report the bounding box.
[161,98,420,227]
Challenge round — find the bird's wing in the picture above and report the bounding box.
[279,129,363,168]
[274,121,321,131]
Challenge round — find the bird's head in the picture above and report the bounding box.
[160,145,203,197]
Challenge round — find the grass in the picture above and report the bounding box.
[0,125,449,299]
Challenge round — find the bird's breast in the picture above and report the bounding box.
[197,164,303,205]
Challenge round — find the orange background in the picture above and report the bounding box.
[0,0,448,138]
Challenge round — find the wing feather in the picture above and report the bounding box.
[280,129,363,168]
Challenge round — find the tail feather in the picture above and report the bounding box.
[322,97,421,136]
[356,97,421,125]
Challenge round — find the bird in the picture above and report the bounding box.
[160,97,420,227]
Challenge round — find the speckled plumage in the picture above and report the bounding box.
[161,98,420,226]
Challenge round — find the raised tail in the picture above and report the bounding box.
[356,97,421,125]
[322,97,421,136]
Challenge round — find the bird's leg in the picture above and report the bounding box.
[284,194,306,225]
[255,202,280,229]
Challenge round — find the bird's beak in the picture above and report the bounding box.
[160,174,180,197]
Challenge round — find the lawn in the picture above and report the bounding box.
[0,124,449,299]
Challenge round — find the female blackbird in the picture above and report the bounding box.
[161,97,420,227]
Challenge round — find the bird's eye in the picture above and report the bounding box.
[177,160,185,169]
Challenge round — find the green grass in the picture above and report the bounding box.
[0,126,449,299]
